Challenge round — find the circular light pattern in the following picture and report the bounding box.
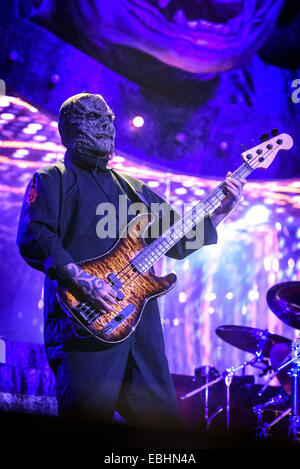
[33,135,47,141]
[0,97,11,107]
[22,128,38,134]
[193,189,205,196]
[112,155,125,163]
[219,141,228,152]
[205,292,216,301]
[1,113,15,120]
[174,187,187,195]
[28,123,43,130]
[179,292,187,303]
[12,149,29,159]
[248,289,259,301]
[182,180,195,188]
[8,50,19,61]
[42,152,62,161]
[174,132,186,143]
[288,258,295,268]
[264,198,274,205]
[132,116,144,128]
[225,292,234,300]
[148,180,160,188]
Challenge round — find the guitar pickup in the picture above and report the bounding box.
[107,273,124,300]
[107,273,122,288]
[114,288,124,301]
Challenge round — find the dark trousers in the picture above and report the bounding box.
[51,306,180,430]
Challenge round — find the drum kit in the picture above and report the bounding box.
[181,281,300,441]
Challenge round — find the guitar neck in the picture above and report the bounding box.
[131,132,294,273]
[132,161,253,273]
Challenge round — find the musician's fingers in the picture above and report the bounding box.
[224,180,240,198]
[97,296,115,312]
[105,293,118,305]
[229,177,246,188]
[104,284,118,298]
[226,178,245,193]
[224,179,239,191]
[109,289,118,298]
[226,171,246,188]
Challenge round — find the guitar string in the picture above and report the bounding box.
[82,159,250,322]
[84,144,278,321]
[105,146,276,295]
[110,144,276,286]
[84,148,273,322]
[107,165,247,284]
[110,147,272,286]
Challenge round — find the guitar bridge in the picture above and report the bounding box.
[76,302,99,325]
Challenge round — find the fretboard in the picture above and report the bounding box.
[132,162,253,273]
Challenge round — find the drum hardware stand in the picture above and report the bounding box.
[206,406,223,430]
[253,393,290,439]
[288,337,300,441]
[258,352,293,397]
[181,350,267,432]
[190,366,224,430]
[224,371,233,431]
[256,336,300,441]
[199,366,210,423]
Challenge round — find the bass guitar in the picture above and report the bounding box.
[57,132,293,343]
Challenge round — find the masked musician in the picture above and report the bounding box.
[17,92,245,429]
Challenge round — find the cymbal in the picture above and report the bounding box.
[215,325,291,358]
[267,282,300,330]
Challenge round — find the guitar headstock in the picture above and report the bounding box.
[241,133,293,170]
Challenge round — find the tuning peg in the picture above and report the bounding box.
[260,133,269,142]
[241,144,247,151]
[271,128,278,137]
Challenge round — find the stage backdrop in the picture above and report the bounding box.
[0,95,299,383]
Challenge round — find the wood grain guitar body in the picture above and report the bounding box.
[57,213,177,343]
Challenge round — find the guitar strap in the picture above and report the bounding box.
[111,169,152,210]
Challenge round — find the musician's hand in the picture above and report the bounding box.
[85,276,118,314]
[215,172,246,216]
[57,263,118,313]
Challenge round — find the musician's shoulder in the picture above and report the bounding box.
[35,158,65,177]
[28,159,67,192]
[113,169,146,190]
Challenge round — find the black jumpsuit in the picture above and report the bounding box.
[16,156,217,429]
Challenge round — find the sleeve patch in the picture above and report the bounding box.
[26,177,38,205]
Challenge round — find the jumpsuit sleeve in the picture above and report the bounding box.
[16,168,75,279]
[142,184,218,260]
